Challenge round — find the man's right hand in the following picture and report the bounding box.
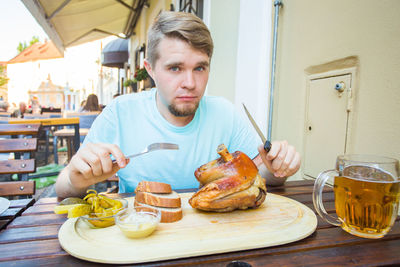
[67,143,128,190]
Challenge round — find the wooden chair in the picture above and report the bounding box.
[0,139,37,180]
[0,181,36,197]
[0,124,41,136]
[0,124,40,199]
[0,125,40,181]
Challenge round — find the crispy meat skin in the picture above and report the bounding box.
[189,146,267,212]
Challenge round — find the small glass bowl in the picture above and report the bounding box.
[115,206,161,238]
[80,198,128,228]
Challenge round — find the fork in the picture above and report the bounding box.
[112,143,179,163]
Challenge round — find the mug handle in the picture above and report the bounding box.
[312,169,341,226]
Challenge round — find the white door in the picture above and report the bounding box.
[304,74,352,179]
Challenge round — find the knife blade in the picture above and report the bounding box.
[242,103,272,152]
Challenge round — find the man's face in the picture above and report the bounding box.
[145,37,210,124]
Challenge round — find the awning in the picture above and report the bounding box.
[101,38,129,68]
[22,0,147,55]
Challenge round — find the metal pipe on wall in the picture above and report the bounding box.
[267,0,282,140]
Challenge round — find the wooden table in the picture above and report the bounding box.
[0,198,35,230]
[0,180,399,266]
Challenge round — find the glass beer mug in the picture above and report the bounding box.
[313,154,400,239]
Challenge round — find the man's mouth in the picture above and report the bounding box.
[176,96,197,102]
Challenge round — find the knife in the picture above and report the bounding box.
[242,103,272,153]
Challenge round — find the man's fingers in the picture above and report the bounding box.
[286,152,301,176]
[107,144,127,168]
[277,145,296,175]
[85,148,104,176]
[271,141,288,174]
[258,140,301,178]
[70,156,92,179]
[266,141,281,161]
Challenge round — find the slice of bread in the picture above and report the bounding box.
[135,191,181,208]
[135,181,172,194]
[134,200,183,223]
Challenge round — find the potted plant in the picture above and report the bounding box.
[123,79,135,87]
[133,67,149,83]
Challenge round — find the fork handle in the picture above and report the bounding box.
[111,151,148,164]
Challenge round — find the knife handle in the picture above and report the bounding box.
[264,140,272,153]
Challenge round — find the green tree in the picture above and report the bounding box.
[29,36,40,46]
[17,36,40,53]
[0,66,8,87]
[17,41,28,53]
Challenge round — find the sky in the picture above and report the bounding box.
[0,1,49,61]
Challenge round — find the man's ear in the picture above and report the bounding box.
[143,59,154,78]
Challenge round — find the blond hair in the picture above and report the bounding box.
[147,11,213,66]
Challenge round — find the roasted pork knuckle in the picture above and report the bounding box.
[189,144,267,212]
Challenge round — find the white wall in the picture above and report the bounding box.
[273,0,400,180]
[234,0,272,134]
[206,0,240,103]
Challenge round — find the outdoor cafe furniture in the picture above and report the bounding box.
[0,124,37,230]
[8,117,80,164]
[0,124,40,181]
[0,112,11,118]
[0,197,35,231]
[53,128,89,164]
[0,179,399,266]
[52,111,99,164]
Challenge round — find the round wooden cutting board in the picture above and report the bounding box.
[58,193,317,264]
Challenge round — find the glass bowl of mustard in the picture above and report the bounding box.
[115,206,161,238]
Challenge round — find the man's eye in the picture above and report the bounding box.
[195,66,205,71]
[170,66,180,72]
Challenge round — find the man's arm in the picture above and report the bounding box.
[55,143,128,199]
[55,166,88,198]
[253,140,301,186]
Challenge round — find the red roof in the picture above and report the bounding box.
[8,41,63,64]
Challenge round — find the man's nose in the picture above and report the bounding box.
[181,71,195,89]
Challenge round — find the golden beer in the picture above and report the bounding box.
[334,172,400,239]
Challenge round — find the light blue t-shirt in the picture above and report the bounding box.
[83,89,260,192]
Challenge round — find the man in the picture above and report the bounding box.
[55,11,300,198]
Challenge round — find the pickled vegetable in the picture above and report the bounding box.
[54,190,125,227]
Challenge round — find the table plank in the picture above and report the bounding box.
[7,214,67,229]
[0,199,35,230]
[35,198,58,205]
[9,198,35,208]
[0,208,22,218]
[241,239,400,267]
[22,204,55,215]
[0,239,66,262]
[0,225,61,244]
[0,124,40,136]
[268,183,332,196]
[8,117,79,126]
[0,255,101,267]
